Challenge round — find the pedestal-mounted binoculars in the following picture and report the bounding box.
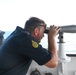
[44,25,76,33]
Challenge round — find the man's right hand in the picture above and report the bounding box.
[48,25,60,38]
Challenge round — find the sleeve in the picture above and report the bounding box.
[15,32,52,65]
[22,38,52,65]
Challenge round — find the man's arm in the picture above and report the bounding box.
[45,25,60,68]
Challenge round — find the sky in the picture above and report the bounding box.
[0,0,76,54]
[0,0,76,31]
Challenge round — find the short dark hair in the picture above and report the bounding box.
[24,17,46,33]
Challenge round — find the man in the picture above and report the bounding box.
[0,17,60,75]
[0,30,5,45]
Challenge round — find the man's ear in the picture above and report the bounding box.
[34,28,39,36]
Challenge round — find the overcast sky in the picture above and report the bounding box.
[0,0,76,31]
[1,0,76,53]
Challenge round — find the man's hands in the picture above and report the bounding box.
[45,25,60,68]
[48,25,60,38]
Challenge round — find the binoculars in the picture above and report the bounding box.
[44,25,76,33]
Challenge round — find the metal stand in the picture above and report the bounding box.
[58,32,71,75]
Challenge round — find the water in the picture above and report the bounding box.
[4,31,76,54]
[40,33,76,54]
[4,31,13,39]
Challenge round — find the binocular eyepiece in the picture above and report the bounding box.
[44,25,76,33]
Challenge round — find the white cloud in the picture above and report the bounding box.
[0,0,76,31]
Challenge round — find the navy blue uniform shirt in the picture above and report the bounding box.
[0,26,52,75]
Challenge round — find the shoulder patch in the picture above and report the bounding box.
[32,40,38,48]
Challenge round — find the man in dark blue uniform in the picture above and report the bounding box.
[0,17,60,75]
